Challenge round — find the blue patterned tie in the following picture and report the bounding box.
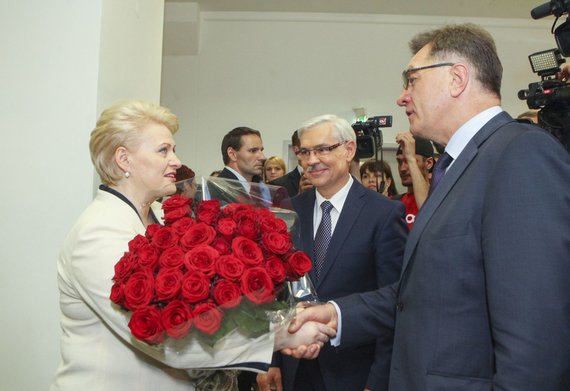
[313,201,333,280]
[429,152,454,195]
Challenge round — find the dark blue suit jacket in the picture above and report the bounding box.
[336,112,570,390]
[279,179,408,391]
[269,167,301,198]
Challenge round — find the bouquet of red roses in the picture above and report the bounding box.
[110,192,313,347]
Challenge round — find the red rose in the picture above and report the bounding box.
[212,279,242,309]
[113,252,135,283]
[262,231,292,255]
[162,194,192,213]
[221,203,253,219]
[258,215,288,234]
[128,305,164,344]
[196,200,221,225]
[216,254,245,281]
[158,246,185,269]
[286,251,312,279]
[232,206,256,222]
[211,236,231,255]
[151,226,179,250]
[232,236,264,266]
[161,300,193,339]
[123,270,155,310]
[110,282,124,306]
[216,217,237,238]
[256,208,275,219]
[179,223,216,250]
[181,270,211,303]
[171,217,196,236]
[145,223,161,240]
[128,234,148,252]
[133,242,159,271]
[155,268,183,301]
[164,205,191,225]
[193,301,223,335]
[184,245,219,277]
[237,217,259,240]
[265,256,287,284]
[241,267,275,304]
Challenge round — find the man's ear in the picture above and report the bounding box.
[115,146,130,173]
[227,147,238,162]
[449,63,469,97]
[426,157,435,171]
[345,140,357,161]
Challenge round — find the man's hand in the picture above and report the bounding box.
[279,303,338,359]
[274,317,335,352]
[395,131,417,163]
[557,64,569,82]
[256,367,282,391]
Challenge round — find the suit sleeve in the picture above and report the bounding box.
[335,283,399,349]
[482,130,570,389]
[367,201,408,390]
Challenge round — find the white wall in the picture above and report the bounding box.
[0,4,556,389]
[161,12,553,178]
[0,1,164,390]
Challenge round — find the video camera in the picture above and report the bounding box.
[351,115,393,159]
[519,0,570,152]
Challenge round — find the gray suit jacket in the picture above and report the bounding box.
[337,112,570,390]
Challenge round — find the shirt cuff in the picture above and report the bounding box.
[328,300,342,347]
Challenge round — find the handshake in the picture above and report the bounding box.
[273,302,339,359]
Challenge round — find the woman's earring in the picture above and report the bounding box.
[125,171,131,178]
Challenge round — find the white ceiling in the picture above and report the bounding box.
[166,0,547,20]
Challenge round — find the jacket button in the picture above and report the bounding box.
[396,302,404,312]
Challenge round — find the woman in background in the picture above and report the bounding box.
[264,156,286,183]
[51,100,333,391]
[360,159,398,198]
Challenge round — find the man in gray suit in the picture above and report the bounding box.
[286,23,570,390]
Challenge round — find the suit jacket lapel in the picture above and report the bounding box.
[400,111,513,274]
[295,190,318,282]
[316,181,365,287]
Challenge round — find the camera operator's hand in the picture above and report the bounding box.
[557,64,569,82]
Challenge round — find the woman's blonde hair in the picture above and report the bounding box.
[89,100,179,185]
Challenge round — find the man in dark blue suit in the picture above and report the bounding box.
[206,126,270,208]
[269,130,306,197]
[263,114,407,391]
[286,24,570,390]
[217,126,266,186]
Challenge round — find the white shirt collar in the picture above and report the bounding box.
[445,106,503,161]
[315,174,353,214]
[225,166,251,192]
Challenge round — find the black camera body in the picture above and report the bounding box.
[352,115,392,159]
[521,1,570,152]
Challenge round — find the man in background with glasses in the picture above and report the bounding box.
[263,114,407,391]
[287,23,570,390]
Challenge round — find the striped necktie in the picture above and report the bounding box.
[313,201,333,280]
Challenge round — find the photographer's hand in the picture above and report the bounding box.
[557,64,569,82]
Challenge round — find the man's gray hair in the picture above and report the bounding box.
[298,114,356,143]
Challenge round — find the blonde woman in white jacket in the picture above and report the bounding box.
[51,100,333,391]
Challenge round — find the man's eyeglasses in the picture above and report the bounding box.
[402,62,455,89]
[297,141,347,160]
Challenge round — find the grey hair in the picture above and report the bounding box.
[297,114,356,143]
